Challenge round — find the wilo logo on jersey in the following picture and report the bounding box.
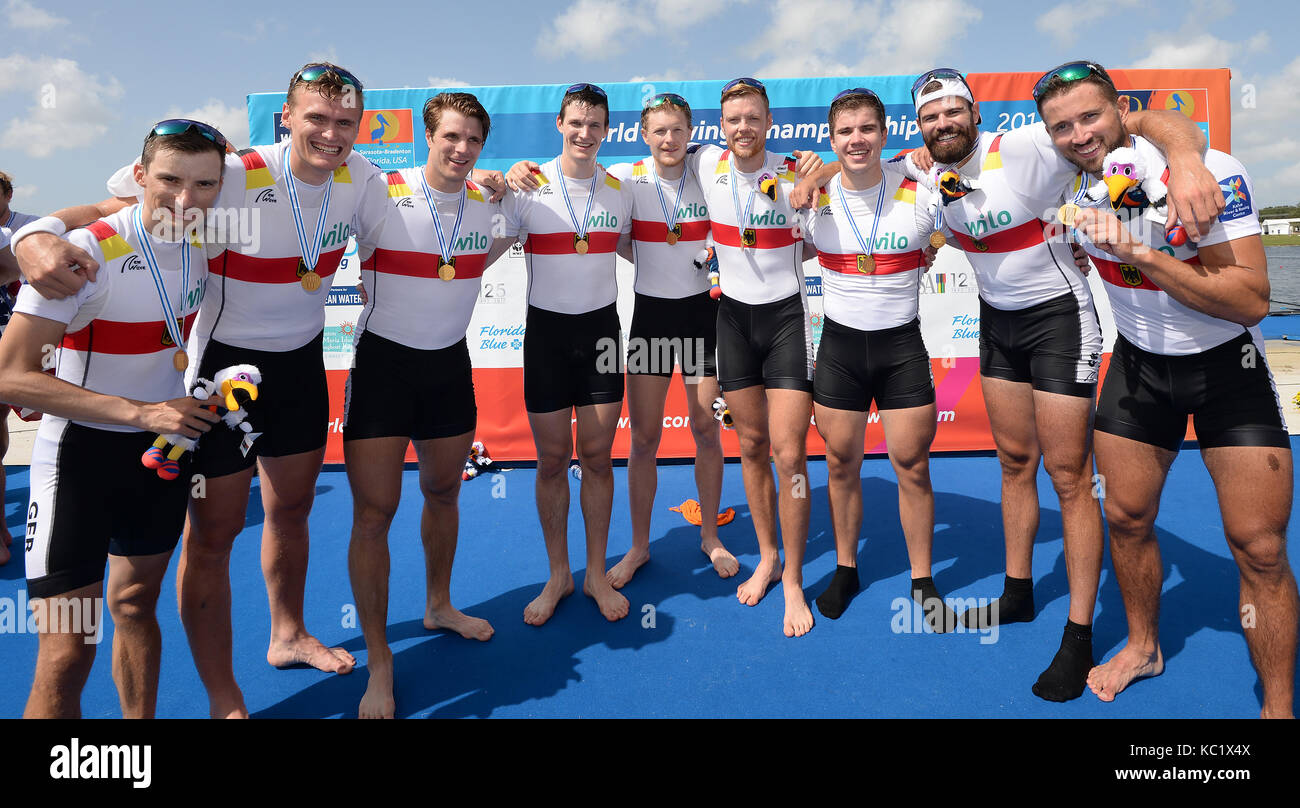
[50,738,151,789]
[455,232,489,252]
[748,211,786,226]
[588,211,618,229]
[964,210,1013,238]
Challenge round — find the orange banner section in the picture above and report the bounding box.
[966,69,1231,151]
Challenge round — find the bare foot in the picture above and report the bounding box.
[607,546,649,589]
[359,657,395,719]
[583,575,630,621]
[524,575,574,626]
[267,634,356,674]
[783,583,815,637]
[424,604,494,641]
[737,557,782,606]
[701,534,738,579]
[1087,643,1164,702]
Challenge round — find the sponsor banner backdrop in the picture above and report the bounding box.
[249,69,1230,462]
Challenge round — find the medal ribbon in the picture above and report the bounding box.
[283,142,333,273]
[556,162,598,241]
[651,163,689,237]
[132,205,190,353]
[419,171,465,265]
[836,173,887,259]
[729,158,758,238]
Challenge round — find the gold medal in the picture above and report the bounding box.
[301,270,322,292]
[173,350,189,373]
[666,232,678,246]
[574,235,590,255]
[1057,203,1080,227]
[667,224,682,246]
[741,228,757,248]
[438,262,456,282]
[857,254,876,274]
[929,231,947,249]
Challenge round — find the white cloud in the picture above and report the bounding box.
[652,0,740,23]
[539,0,653,60]
[427,77,470,87]
[1034,4,1078,47]
[629,71,689,83]
[164,100,251,151]
[0,56,124,158]
[755,0,981,80]
[1231,54,1300,206]
[306,46,338,65]
[6,0,68,30]
[12,185,37,201]
[1128,32,1262,70]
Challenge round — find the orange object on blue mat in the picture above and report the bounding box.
[670,499,735,526]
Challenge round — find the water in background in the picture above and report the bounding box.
[1267,245,1300,313]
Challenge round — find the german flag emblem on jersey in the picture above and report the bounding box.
[238,149,274,189]
[386,171,411,197]
[466,181,485,203]
[894,179,917,204]
[982,134,1004,171]
[85,221,133,261]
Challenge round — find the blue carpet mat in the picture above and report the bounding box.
[2,437,1297,718]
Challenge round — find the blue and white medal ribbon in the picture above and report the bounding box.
[557,162,598,254]
[133,205,191,372]
[283,142,333,291]
[729,158,758,248]
[652,164,689,245]
[836,174,887,274]
[419,171,465,281]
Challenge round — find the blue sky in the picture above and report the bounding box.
[2,0,1297,215]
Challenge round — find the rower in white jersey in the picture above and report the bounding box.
[0,122,228,717]
[796,87,954,628]
[497,83,635,627]
[687,78,821,638]
[1035,62,1295,717]
[10,63,507,718]
[0,170,38,565]
[546,93,739,589]
[344,92,516,719]
[798,66,1221,698]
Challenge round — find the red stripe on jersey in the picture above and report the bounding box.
[630,219,711,243]
[522,231,621,255]
[712,223,799,250]
[1089,254,1197,293]
[239,149,268,171]
[360,248,489,279]
[817,249,924,276]
[209,246,346,284]
[85,220,117,241]
[61,311,198,355]
[949,218,1047,255]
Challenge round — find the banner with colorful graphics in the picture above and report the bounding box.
[249,68,1231,462]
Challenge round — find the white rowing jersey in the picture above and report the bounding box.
[14,205,209,433]
[803,163,936,331]
[358,168,501,350]
[607,159,711,299]
[687,145,803,305]
[920,124,1090,311]
[499,157,633,314]
[1074,135,1264,355]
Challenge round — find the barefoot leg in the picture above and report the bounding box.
[577,401,628,621]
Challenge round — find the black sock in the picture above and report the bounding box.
[1032,620,1095,702]
[911,576,957,633]
[815,565,860,620]
[962,575,1035,628]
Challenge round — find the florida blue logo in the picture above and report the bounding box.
[1218,175,1252,222]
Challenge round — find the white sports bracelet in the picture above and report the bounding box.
[10,216,67,252]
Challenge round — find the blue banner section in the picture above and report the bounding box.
[249,76,1043,169]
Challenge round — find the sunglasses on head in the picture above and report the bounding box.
[910,68,968,103]
[722,77,766,94]
[147,119,229,151]
[832,87,881,104]
[1032,61,1114,101]
[293,63,363,90]
[646,92,689,109]
[565,82,608,98]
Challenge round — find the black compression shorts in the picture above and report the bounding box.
[979,292,1101,398]
[523,303,625,413]
[716,292,813,393]
[343,331,476,442]
[814,316,935,412]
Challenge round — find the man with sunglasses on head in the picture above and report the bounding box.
[799,88,954,628]
[512,93,737,590]
[1036,62,1295,717]
[497,83,635,625]
[14,63,407,718]
[0,121,226,717]
[345,91,517,718]
[798,65,1219,696]
[687,77,821,638]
